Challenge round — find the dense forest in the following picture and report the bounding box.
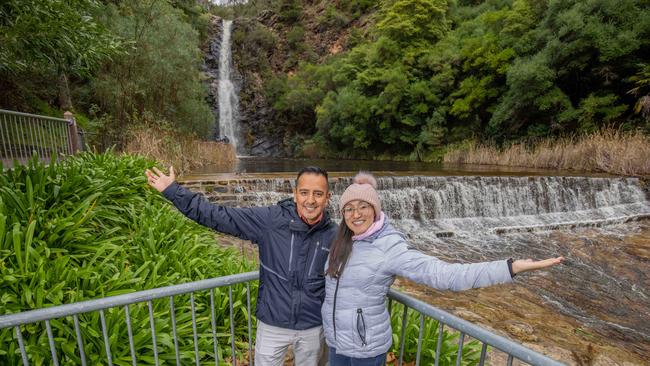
[2,0,649,161]
[231,0,650,159]
[1,0,214,148]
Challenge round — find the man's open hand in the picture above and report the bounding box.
[145,166,176,193]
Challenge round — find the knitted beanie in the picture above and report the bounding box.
[339,172,381,219]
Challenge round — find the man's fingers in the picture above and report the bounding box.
[169,166,176,179]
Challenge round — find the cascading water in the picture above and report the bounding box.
[217,19,241,154]
[188,174,650,360]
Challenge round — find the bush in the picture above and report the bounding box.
[318,5,351,30]
[286,26,305,51]
[278,0,302,23]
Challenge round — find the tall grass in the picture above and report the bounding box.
[443,129,650,176]
[124,124,237,175]
[0,152,255,365]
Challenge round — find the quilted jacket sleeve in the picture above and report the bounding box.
[162,182,272,243]
[380,236,513,291]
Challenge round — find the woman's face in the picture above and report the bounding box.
[342,200,375,236]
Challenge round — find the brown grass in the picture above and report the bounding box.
[444,128,650,176]
[124,125,236,175]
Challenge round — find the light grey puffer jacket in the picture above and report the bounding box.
[321,216,513,358]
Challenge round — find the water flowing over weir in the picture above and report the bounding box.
[183,174,650,359]
[190,176,650,233]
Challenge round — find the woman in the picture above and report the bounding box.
[322,172,564,365]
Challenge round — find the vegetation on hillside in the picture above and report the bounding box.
[233,0,650,161]
[2,0,649,165]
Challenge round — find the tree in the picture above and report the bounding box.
[377,0,451,44]
[93,0,212,136]
[0,0,122,109]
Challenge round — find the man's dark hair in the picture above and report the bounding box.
[296,166,329,187]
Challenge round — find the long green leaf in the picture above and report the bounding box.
[24,220,36,273]
[12,223,23,274]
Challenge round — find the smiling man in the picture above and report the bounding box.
[145,166,337,366]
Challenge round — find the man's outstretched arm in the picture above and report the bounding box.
[145,166,270,243]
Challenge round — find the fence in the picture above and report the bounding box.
[0,271,565,366]
[0,109,83,168]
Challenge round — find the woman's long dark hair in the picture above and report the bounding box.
[326,219,354,278]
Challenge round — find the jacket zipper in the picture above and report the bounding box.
[307,241,320,275]
[288,232,295,272]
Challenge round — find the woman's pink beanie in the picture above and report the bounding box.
[339,172,381,217]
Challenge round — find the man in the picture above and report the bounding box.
[145,166,337,365]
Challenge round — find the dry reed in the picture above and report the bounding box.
[444,128,650,176]
[124,125,237,174]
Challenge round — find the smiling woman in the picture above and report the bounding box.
[323,171,564,365]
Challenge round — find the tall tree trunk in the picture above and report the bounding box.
[58,72,73,110]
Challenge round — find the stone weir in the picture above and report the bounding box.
[180,175,650,235]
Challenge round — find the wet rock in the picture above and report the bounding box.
[452,309,484,323]
[503,320,538,342]
[213,186,229,193]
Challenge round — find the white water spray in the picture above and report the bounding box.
[218,19,241,154]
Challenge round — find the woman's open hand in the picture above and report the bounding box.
[512,257,564,274]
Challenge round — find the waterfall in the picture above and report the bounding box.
[217,19,241,153]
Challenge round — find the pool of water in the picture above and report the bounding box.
[188,157,614,178]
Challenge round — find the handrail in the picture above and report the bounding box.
[0,271,259,329]
[0,108,83,168]
[0,109,69,122]
[0,271,566,366]
[387,288,565,366]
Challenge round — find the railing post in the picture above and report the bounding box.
[64,111,80,154]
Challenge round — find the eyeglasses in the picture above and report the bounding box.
[342,203,372,217]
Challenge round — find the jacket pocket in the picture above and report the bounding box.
[356,308,368,347]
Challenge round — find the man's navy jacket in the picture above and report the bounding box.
[163,182,338,330]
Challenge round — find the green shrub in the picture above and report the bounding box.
[318,5,351,29]
[286,26,306,51]
[278,0,302,23]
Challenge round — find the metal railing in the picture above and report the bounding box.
[0,271,565,366]
[0,109,83,168]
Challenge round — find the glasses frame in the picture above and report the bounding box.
[342,203,373,217]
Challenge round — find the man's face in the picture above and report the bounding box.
[294,173,330,224]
